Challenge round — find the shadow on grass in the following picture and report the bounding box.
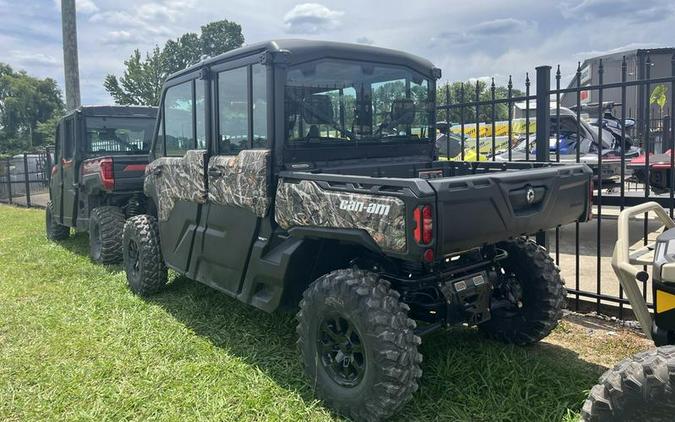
[57,232,124,274]
[149,276,607,422]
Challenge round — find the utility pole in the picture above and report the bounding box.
[61,0,81,110]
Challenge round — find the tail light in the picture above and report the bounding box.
[413,205,433,244]
[81,157,114,191]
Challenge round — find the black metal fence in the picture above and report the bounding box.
[0,149,52,209]
[437,54,675,318]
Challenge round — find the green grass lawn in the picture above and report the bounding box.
[0,205,648,421]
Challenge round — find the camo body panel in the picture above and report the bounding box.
[275,179,407,253]
[144,150,207,221]
[208,149,271,217]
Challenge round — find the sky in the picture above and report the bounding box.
[1,0,674,104]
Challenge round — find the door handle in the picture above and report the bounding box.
[208,168,223,178]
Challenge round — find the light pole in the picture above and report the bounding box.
[61,0,81,110]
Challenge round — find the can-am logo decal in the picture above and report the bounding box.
[339,200,391,216]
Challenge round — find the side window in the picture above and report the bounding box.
[218,67,248,154]
[251,64,267,148]
[63,117,74,160]
[164,81,194,157]
[154,113,165,156]
[196,79,207,149]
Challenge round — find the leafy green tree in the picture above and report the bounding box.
[0,64,64,154]
[104,47,164,106]
[104,19,244,106]
[436,81,525,124]
[199,20,244,58]
[650,84,668,115]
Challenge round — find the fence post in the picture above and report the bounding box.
[6,158,12,204]
[535,65,551,246]
[23,153,31,208]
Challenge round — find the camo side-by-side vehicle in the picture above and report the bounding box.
[121,40,593,421]
[46,106,157,263]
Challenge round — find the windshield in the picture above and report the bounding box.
[285,59,432,146]
[85,116,155,154]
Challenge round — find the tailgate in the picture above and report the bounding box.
[428,164,591,255]
[112,155,148,192]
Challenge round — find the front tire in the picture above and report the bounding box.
[479,238,565,345]
[45,200,69,241]
[582,346,675,421]
[297,269,422,421]
[122,215,167,296]
[89,206,125,264]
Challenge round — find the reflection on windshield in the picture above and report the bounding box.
[86,117,156,154]
[285,60,432,146]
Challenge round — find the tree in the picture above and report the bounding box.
[436,80,525,124]
[104,19,244,106]
[0,64,64,154]
[650,84,668,116]
[104,47,164,106]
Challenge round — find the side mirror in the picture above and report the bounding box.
[624,118,636,129]
[302,95,334,125]
[391,99,415,125]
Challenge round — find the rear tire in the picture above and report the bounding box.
[45,201,69,241]
[297,269,422,421]
[89,206,125,264]
[582,346,675,421]
[122,214,167,296]
[479,238,565,345]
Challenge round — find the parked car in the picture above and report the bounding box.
[45,105,157,264]
[121,40,593,421]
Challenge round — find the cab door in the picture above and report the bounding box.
[144,75,207,274]
[60,115,78,225]
[190,61,272,295]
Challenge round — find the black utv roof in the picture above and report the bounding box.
[168,39,440,81]
[65,105,158,119]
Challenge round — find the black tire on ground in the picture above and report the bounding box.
[296,269,422,422]
[582,346,675,421]
[122,214,167,296]
[479,238,566,345]
[45,200,69,241]
[88,206,125,264]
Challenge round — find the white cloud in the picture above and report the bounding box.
[356,36,374,45]
[560,0,674,23]
[8,51,60,68]
[283,3,343,34]
[78,0,99,14]
[433,18,534,46]
[51,0,99,14]
[102,30,144,45]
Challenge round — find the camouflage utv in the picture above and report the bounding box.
[122,40,593,421]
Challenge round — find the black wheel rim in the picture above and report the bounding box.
[126,239,140,277]
[317,314,366,388]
